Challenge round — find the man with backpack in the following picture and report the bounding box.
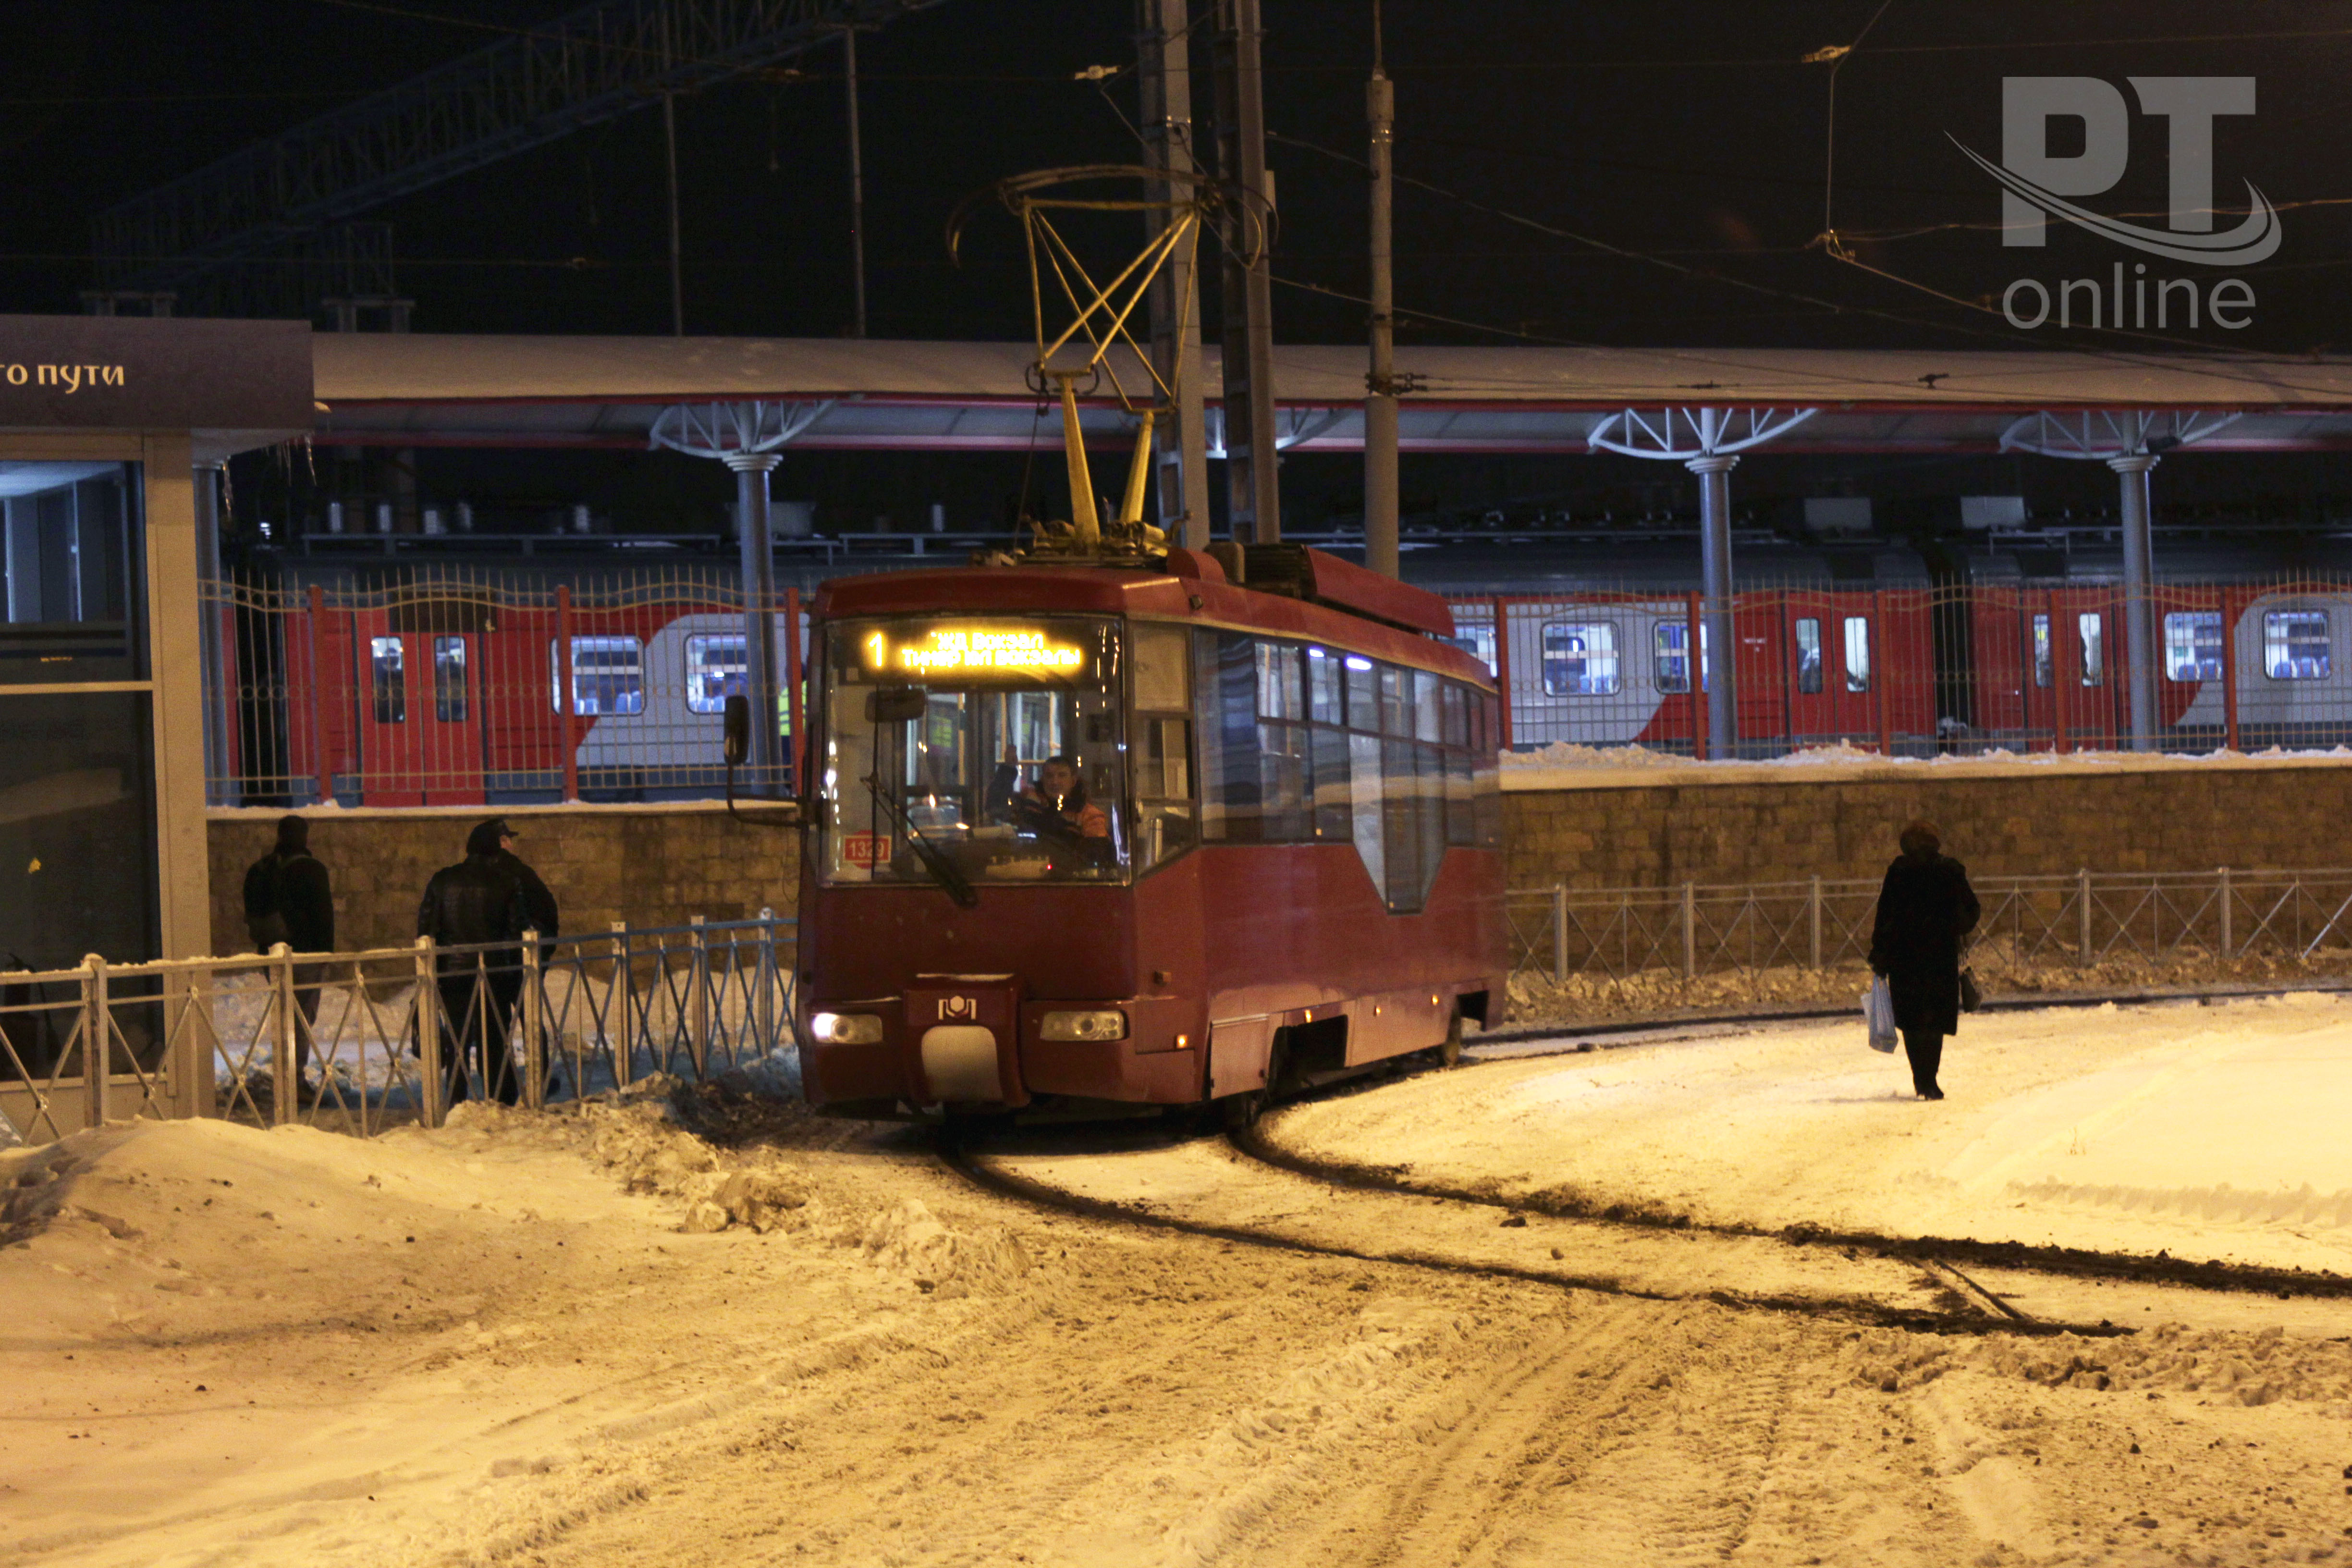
[241,815,336,1103]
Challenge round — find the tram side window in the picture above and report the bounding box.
[2031,614,2053,688]
[1130,622,1196,870]
[2264,610,2331,680]
[1541,621,1619,696]
[1841,618,1871,693]
[2077,614,2106,687]
[2164,612,2223,683]
[1794,618,1824,695]
[1473,691,1502,849]
[369,637,405,724]
[1199,632,1497,905]
[432,636,467,722]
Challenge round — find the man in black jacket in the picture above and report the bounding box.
[1868,820,1982,1101]
[243,815,335,1100]
[417,819,539,1105]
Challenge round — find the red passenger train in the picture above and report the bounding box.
[790,544,1509,1123]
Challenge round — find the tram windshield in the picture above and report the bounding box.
[820,616,1129,887]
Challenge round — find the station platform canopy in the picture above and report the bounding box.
[312,334,2352,455]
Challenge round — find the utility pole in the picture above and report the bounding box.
[1137,0,1210,551]
[662,91,684,335]
[1210,0,1280,544]
[1363,0,1398,577]
[843,26,868,337]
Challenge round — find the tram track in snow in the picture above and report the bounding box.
[947,980,2352,1343]
[1245,1001,2352,1306]
[941,1133,2115,1340]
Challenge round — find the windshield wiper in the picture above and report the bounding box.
[861,773,980,908]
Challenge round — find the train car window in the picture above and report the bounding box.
[1841,618,1871,693]
[2163,612,2224,683]
[2264,610,2331,680]
[1442,621,1498,678]
[1378,663,1412,735]
[1541,621,1619,697]
[2031,615,2054,688]
[1131,623,1195,865]
[548,636,645,716]
[2077,614,2106,686]
[1342,654,1376,730]
[432,637,467,723]
[1441,682,1469,748]
[685,633,747,714]
[369,637,405,724]
[1255,640,1304,721]
[1794,618,1823,695]
[822,615,1127,885]
[1653,622,1690,695]
[1413,669,1445,741]
[1306,646,1345,724]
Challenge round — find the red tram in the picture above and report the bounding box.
[791,544,1509,1122]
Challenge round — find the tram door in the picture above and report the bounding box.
[355,616,486,806]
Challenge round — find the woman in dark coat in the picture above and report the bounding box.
[1868,820,1981,1100]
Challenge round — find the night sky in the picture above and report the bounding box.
[12,1,2352,538]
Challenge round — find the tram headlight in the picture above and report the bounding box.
[1039,1009,1128,1042]
[809,1011,885,1045]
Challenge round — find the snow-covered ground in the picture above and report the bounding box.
[1500,739,2352,790]
[8,1001,2352,1567]
[1282,994,2352,1277]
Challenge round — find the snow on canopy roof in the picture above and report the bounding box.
[308,335,2352,453]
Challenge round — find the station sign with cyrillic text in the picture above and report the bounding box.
[0,316,314,430]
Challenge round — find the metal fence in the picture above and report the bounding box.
[1451,575,2352,759]
[199,567,2352,805]
[202,567,808,807]
[0,914,796,1147]
[1507,868,2352,993]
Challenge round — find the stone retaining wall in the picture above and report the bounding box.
[1501,759,2352,889]
[207,807,801,956]
[205,760,2352,954]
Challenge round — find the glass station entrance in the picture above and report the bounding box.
[0,460,159,970]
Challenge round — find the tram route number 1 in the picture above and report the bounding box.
[843,832,892,868]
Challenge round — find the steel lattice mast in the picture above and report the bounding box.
[91,0,942,304]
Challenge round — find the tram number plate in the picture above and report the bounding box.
[842,832,892,867]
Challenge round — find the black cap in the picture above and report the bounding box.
[466,817,513,856]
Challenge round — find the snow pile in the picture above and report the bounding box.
[1852,1322,2352,1413]
[1499,742,1692,772]
[1501,739,2352,790]
[859,1197,1031,1297]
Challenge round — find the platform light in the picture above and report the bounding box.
[810,1011,884,1045]
[1040,1009,1127,1042]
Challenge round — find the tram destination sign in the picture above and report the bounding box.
[862,624,1088,680]
[0,315,314,430]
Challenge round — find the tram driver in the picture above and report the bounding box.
[992,744,1110,843]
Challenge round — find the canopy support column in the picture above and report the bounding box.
[1689,454,1739,758]
[727,453,785,784]
[2111,453,2160,752]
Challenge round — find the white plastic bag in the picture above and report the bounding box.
[1863,977,1898,1054]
